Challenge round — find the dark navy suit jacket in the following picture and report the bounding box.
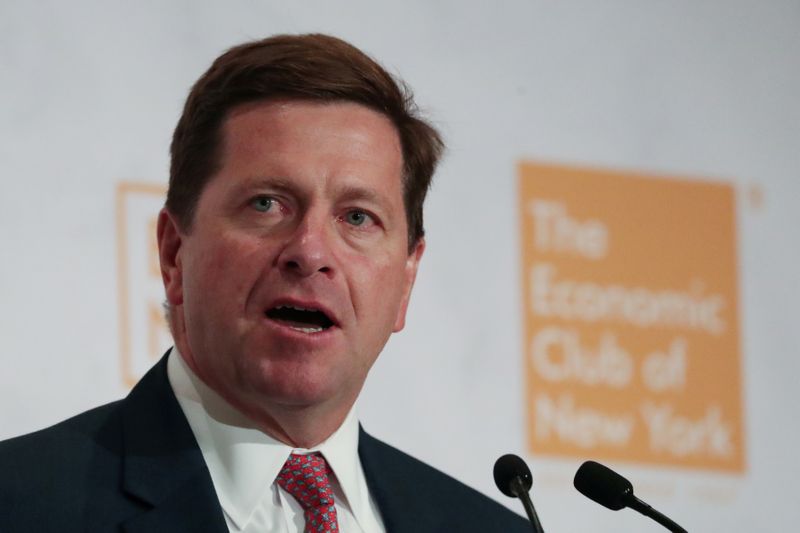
[0,357,529,532]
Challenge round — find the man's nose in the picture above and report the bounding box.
[276,212,335,278]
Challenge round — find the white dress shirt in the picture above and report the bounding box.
[167,348,386,533]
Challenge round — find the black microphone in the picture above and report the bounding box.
[573,460,688,533]
[493,454,545,533]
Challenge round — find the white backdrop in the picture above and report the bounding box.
[2,1,799,531]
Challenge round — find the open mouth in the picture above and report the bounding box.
[265,305,335,333]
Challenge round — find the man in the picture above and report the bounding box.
[0,34,529,532]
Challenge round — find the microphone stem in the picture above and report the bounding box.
[511,476,545,533]
[628,495,688,533]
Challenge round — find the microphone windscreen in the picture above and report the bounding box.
[493,454,533,497]
[573,460,634,511]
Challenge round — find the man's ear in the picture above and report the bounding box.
[392,237,425,332]
[157,208,184,306]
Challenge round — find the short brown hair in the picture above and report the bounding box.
[167,33,443,250]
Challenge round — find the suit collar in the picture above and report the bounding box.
[120,352,227,533]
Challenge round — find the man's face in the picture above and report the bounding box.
[159,100,423,423]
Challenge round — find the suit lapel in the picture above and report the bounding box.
[359,428,444,533]
[120,354,228,533]
[121,472,226,533]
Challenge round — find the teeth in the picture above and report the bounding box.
[290,325,324,333]
[279,305,318,312]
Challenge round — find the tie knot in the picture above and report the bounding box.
[277,453,338,532]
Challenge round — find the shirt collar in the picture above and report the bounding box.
[167,347,369,530]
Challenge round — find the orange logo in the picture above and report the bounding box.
[519,161,744,472]
[116,181,171,387]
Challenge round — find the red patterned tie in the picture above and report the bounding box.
[277,453,340,533]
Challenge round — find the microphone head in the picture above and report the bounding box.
[493,454,533,498]
[573,460,634,511]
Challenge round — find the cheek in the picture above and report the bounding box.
[348,252,409,319]
[184,234,268,312]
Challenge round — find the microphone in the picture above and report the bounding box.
[573,460,688,533]
[493,454,545,533]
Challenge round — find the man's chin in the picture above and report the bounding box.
[246,375,350,411]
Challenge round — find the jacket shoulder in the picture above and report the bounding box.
[359,430,530,532]
[0,399,123,463]
[0,400,125,529]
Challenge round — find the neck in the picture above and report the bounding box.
[248,402,351,448]
[221,385,354,449]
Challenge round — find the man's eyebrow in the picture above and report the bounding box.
[236,176,297,193]
[336,185,395,210]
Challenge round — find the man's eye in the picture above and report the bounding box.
[251,196,275,212]
[344,210,371,226]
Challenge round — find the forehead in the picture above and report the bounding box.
[219,99,403,173]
